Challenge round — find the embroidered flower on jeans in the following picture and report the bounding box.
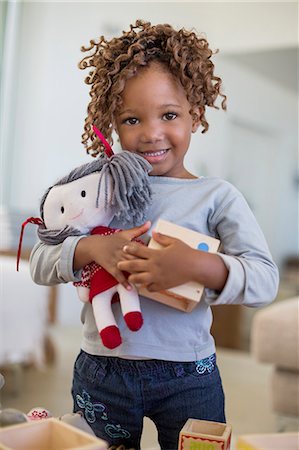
[76,389,108,423]
[195,355,216,375]
[105,423,131,439]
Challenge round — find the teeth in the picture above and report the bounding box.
[143,150,167,156]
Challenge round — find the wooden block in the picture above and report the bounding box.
[236,432,299,450]
[0,418,108,450]
[178,418,232,450]
[139,219,220,312]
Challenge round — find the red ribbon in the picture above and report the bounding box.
[93,125,114,158]
[16,217,44,271]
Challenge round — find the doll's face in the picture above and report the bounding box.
[43,173,113,233]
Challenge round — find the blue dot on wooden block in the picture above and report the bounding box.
[197,242,209,252]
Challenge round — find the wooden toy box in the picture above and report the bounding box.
[236,432,299,449]
[139,219,220,312]
[0,418,108,450]
[178,418,232,450]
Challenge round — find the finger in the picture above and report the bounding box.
[122,241,152,258]
[124,221,151,241]
[112,268,132,291]
[119,253,137,261]
[152,231,177,247]
[127,272,152,286]
[117,259,149,273]
[144,283,156,292]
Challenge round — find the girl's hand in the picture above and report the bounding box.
[117,231,228,292]
[74,221,151,290]
[118,231,197,291]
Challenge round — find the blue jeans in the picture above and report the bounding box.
[72,350,225,450]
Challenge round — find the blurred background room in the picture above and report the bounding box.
[0,1,298,448]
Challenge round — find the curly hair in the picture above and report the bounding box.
[79,19,227,157]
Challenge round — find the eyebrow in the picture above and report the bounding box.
[162,103,182,109]
[118,109,135,116]
[118,104,182,116]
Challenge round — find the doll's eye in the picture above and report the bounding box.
[61,206,64,214]
[81,190,86,198]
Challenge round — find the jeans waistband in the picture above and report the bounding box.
[85,352,216,376]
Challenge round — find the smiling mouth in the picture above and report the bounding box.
[137,149,170,164]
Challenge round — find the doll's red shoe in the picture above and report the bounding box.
[124,311,143,331]
[100,325,122,349]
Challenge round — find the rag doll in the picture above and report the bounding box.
[18,130,152,349]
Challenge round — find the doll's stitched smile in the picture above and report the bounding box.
[70,208,84,220]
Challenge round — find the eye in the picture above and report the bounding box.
[81,190,86,198]
[123,117,139,125]
[61,206,64,214]
[163,112,177,121]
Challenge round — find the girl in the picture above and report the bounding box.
[30,20,279,449]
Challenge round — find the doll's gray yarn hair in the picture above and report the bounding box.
[38,151,152,245]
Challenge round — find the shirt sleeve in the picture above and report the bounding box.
[204,189,279,307]
[29,235,85,286]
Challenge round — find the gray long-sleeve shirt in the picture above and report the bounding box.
[30,176,279,361]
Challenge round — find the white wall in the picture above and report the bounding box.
[185,56,298,266]
[2,1,298,270]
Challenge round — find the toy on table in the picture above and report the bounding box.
[236,432,299,450]
[27,407,52,421]
[139,219,220,312]
[59,412,96,436]
[0,373,27,428]
[17,126,152,349]
[0,375,104,448]
[0,408,28,428]
[0,417,108,450]
[178,418,232,450]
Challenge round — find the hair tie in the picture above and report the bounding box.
[17,217,44,271]
[93,125,114,158]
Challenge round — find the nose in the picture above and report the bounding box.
[140,121,163,144]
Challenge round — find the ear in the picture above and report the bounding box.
[191,107,201,133]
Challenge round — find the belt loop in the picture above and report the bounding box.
[174,364,185,377]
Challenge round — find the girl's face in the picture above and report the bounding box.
[114,63,200,178]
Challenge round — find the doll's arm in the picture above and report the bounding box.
[74,264,91,303]
[75,285,90,303]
